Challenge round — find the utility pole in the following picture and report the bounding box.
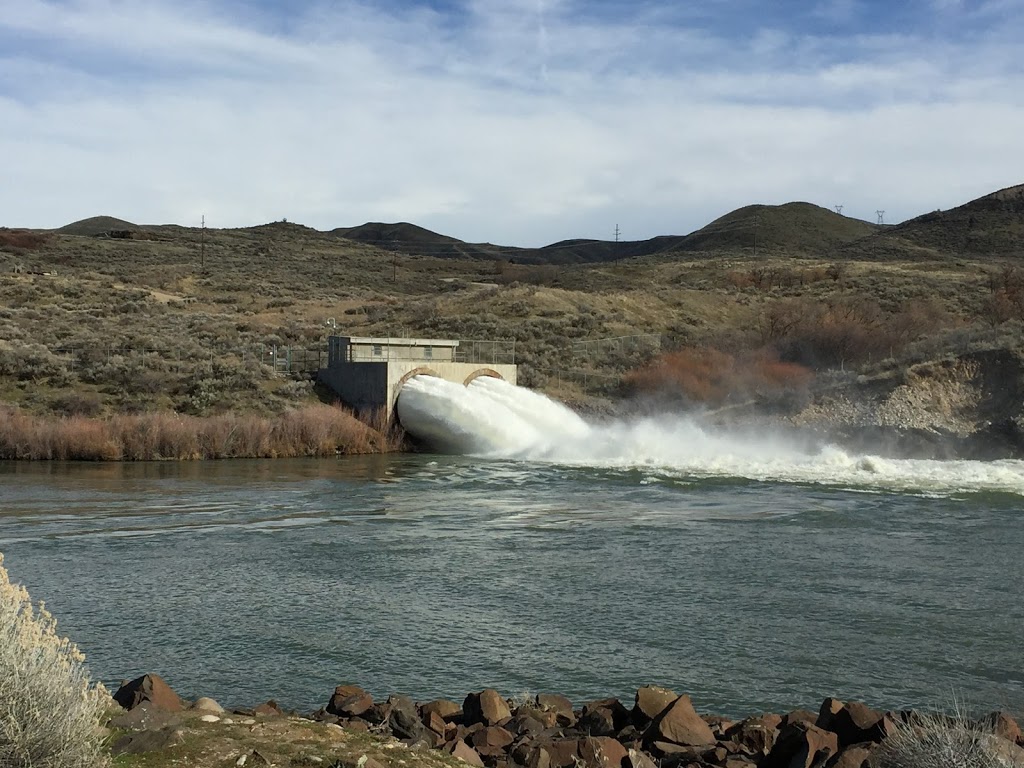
[834,204,844,215]
[200,214,206,270]
[876,210,885,225]
[614,224,620,243]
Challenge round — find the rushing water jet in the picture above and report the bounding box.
[395,374,1024,497]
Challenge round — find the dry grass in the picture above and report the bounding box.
[871,710,1024,768]
[0,405,404,461]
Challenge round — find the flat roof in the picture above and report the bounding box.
[341,336,460,347]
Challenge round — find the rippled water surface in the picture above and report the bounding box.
[1,456,1021,717]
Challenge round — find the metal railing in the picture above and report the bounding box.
[453,339,516,365]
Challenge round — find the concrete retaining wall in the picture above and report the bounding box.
[318,361,518,420]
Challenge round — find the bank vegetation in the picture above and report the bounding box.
[0,405,403,461]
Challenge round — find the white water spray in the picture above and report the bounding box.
[395,375,1024,497]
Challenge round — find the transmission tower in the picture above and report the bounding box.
[876,210,885,225]
[614,224,620,243]
[834,204,844,215]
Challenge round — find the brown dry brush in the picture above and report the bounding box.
[0,229,49,251]
[622,347,813,406]
[759,295,954,368]
[0,404,404,461]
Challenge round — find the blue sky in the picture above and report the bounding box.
[1,0,1022,246]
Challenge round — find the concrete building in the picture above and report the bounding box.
[319,336,517,420]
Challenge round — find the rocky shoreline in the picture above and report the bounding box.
[108,674,1024,768]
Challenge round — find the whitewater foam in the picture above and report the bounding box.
[395,375,1024,497]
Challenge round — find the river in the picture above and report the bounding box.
[1,450,1022,718]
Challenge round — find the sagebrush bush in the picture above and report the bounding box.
[872,710,1024,768]
[0,554,110,768]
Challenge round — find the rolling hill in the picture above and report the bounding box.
[329,203,881,264]
[330,222,515,261]
[674,202,879,255]
[838,184,1024,260]
[51,183,1023,266]
[56,216,140,236]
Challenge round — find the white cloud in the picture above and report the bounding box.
[1,0,1022,245]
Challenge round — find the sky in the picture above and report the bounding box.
[1,0,1023,247]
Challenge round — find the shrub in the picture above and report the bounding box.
[622,346,813,406]
[50,391,104,417]
[0,343,72,383]
[871,709,1024,768]
[0,554,110,768]
[760,295,957,369]
[0,230,48,251]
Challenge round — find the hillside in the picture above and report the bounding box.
[330,204,880,264]
[839,184,1024,260]
[1,181,1020,437]
[674,202,879,255]
[331,222,516,261]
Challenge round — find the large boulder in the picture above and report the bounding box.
[625,748,658,768]
[113,674,183,712]
[423,709,448,738]
[327,685,374,718]
[254,700,283,716]
[516,744,553,768]
[536,694,576,726]
[725,714,782,757]
[649,695,716,746]
[464,689,512,726]
[191,697,225,714]
[579,736,628,768]
[829,743,873,768]
[762,722,838,768]
[449,740,485,767]
[470,725,515,754]
[421,699,462,721]
[823,701,893,747]
[537,694,574,716]
[781,710,818,729]
[816,698,845,731]
[580,707,618,737]
[386,695,433,743]
[632,686,678,725]
[984,711,1023,745]
[505,712,547,738]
